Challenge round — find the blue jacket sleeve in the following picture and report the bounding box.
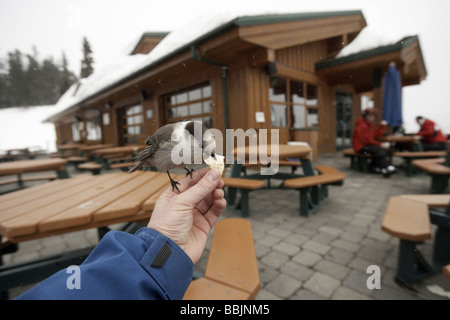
[15,228,193,300]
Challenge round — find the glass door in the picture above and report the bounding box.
[335,90,353,150]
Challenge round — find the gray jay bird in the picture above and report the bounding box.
[128,121,217,192]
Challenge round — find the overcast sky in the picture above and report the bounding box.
[1,0,449,133]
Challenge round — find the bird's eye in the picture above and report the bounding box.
[211,152,216,159]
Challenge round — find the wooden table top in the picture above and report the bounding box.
[380,135,421,143]
[78,144,115,151]
[412,158,450,174]
[0,171,180,242]
[94,145,146,156]
[233,144,312,161]
[0,158,68,176]
[57,143,84,150]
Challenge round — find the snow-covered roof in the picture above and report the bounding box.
[46,9,414,122]
[316,26,419,70]
[46,9,367,122]
[336,26,405,58]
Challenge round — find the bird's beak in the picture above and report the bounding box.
[211,152,217,160]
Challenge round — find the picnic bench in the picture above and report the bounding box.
[78,159,135,175]
[411,157,450,193]
[222,176,265,218]
[78,161,102,175]
[89,145,144,173]
[0,158,69,194]
[66,156,89,171]
[342,148,371,172]
[381,195,450,286]
[242,159,302,175]
[283,165,346,217]
[393,151,446,176]
[183,218,260,300]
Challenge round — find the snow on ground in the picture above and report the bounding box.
[0,105,62,153]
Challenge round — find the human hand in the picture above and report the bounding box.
[147,167,226,264]
[379,120,388,126]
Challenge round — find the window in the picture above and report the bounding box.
[120,104,143,144]
[269,77,287,127]
[165,83,212,128]
[86,116,102,141]
[71,122,81,142]
[269,77,319,129]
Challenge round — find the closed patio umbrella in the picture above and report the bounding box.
[382,63,403,128]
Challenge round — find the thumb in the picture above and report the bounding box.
[179,169,221,205]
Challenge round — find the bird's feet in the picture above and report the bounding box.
[166,171,180,193]
[184,167,195,179]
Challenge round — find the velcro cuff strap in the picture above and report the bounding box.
[150,242,172,268]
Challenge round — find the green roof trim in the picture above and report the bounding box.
[316,35,420,69]
[141,32,170,37]
[234,10,364,27]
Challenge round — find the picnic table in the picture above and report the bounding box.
[94,145,146,157]
[0,158,69,194]
[1,148,36,162]
[76,145,146,174]
[94,145,145,170]
[78,144,115,157]
[226,144,345,217]
[380,134,422,148]
[0,170,179,294]
[230,143,315,178]
[56,143,85,157]
[381,194,450,285]
[378,134,423,166]
[412,157,450,193]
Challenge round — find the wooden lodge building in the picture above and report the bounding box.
[46,10,427,161]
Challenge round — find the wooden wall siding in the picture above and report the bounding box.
[227,66,269,131]
[275,41,328,73]
[227,67,250,130]
[209,75,225,135]
[101,110,116,145]
[142,96,158,138]
[57,123,73,145]
[317,85,335,154]
[291,130,318,162]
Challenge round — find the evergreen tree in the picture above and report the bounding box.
[0,46,78,107]
[0,57,9,108]
[26,51,41,105]
[7,50,26,106]
[60,51,77,97]
[80,37,94,78]
[40,57,61,104]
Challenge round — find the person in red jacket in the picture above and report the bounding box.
[415,116,447,151]
[353,108,395,177]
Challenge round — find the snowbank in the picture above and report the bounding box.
[0,105,61,153]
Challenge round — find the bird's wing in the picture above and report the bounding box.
[134,124,176,162]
